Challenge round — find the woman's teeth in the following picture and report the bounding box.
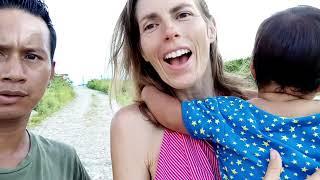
[164,49,191,60]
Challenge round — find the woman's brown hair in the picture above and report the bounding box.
[110,0,246,118]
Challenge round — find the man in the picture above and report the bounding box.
[0,0,90,179]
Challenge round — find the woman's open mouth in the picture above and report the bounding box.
[163,49,192,69]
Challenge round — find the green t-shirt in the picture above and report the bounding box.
[0,131,91,180]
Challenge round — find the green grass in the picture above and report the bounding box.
[87,79,133,106]
[29,75,75,127]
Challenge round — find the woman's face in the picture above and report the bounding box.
[136,0,215,89]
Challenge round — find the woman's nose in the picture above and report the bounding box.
[163,21,180,41]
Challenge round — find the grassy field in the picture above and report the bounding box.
[87,58,252,105]
[29,75,75,127]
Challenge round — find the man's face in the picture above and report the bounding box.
[0,9,54,121]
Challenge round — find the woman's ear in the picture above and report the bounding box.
[250,62,256,80]
[207,19,216,43]
[141,51,149,62]
[144,58,150,62]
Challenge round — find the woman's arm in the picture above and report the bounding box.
[111,105,161,179]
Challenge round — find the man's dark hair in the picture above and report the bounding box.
[252,5,320,93]
[0,0,56,61]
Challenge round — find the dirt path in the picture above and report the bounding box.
[31,87,118,180]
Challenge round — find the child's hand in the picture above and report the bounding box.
[141,85,158,102]
[141,85,187,134]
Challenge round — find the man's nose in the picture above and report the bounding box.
[0,56,27,83]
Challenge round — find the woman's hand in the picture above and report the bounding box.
[263,149,320,180]
[307,169,320,180]
[263,149,282,180]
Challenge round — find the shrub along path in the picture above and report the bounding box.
[31,86,118,180]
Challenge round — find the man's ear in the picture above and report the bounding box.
[50,61,55,80]
[250,62,256,80]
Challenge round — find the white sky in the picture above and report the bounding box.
[45,0,320,85]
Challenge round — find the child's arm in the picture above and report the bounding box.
[141,86,188,134]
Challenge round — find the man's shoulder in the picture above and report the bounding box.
[21,132,90,180]
[29,132,77,158]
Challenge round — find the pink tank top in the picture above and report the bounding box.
[155,129,221,180]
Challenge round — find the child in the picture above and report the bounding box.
[142,5,320,180]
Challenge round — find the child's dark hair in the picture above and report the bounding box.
[252,5,320,93]
[0,0,56,61]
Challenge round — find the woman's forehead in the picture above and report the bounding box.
[136,0,199,20]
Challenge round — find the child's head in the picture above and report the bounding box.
[252,5,320,94]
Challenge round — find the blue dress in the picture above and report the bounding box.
[182,96,320,180]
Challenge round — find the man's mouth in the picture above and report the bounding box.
[164,49,192,66]
[0,90,28,96]
[0,90,27,105]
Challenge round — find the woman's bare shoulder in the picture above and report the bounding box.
[111,104,164,178]
[112,104,158,132]
[111,104,164,147]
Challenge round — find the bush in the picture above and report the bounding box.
[224,57,255,87]
[224,57,251,75]
[87,79,110,93]
[29,75,75,126]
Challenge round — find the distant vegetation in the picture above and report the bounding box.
[87,57,253,106]
[224,57,255,87]
[87,79,109,93]
[29,75,75,126]
[87,79,133,106]
[224,57,251,75]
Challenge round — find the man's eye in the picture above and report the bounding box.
[25,54,39,61]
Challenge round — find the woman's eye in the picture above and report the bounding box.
[0,52,6,61]
[177,12,191,19]
[144,23,157,31]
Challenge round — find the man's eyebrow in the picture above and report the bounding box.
[23,47,48,54]
[139,3,193,24]
[0,44,11,50]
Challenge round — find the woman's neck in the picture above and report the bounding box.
[175,65,215,100]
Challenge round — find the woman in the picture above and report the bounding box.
[110,0,288,179]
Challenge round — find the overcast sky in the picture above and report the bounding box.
[45,0,320,85]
